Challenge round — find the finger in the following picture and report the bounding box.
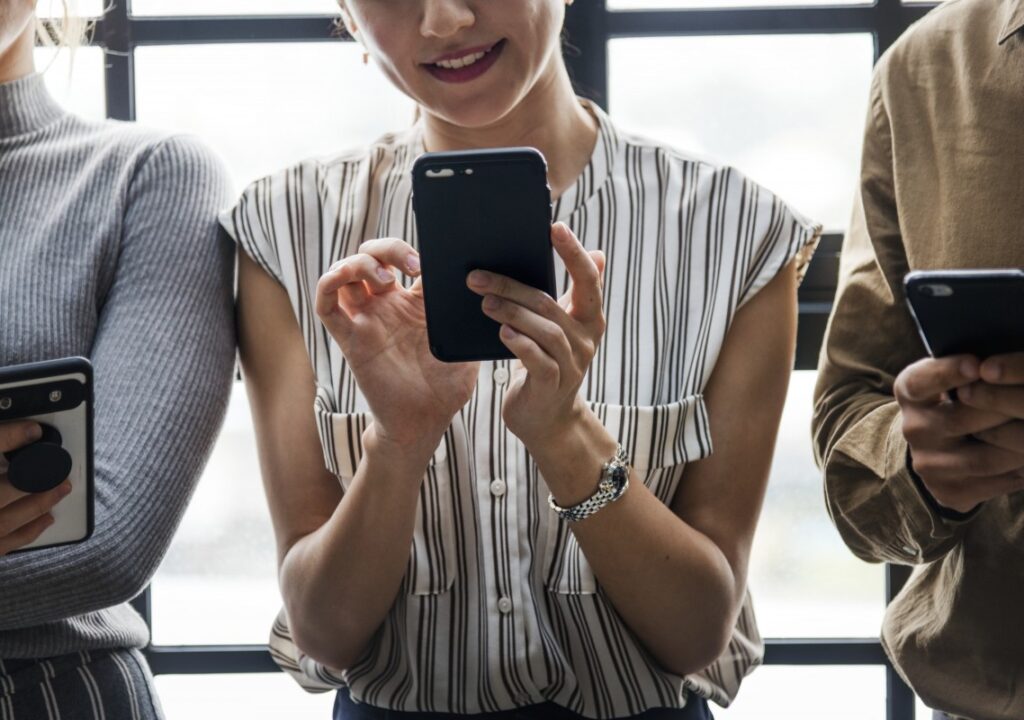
[551,223,603,325]
[0,421,43,454]
[357,238,421,277]
[902,402,1010,444]
[912,443,1024,482]
[0,513,55,557]
[895,355,981,405]
[0,481,71,541]
[980,352,1024,385]
[959,382,1024,420]
[468,270,569,331]
[481,296,574,371]
[335,254,398,295]
[497,325,560,388]
[973,420,1024,454]
[0,478,30,510]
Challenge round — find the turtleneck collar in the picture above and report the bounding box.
[0,73,66,140]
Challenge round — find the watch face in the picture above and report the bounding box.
[609,463,629,489]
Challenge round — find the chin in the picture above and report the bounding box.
[425,90,523,132]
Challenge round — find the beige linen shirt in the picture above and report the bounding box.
[812,1,1024,718]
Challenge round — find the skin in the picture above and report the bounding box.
[895,354,1024,513]
[0,0,35,84]
[241,0,796,677]
[0,2,72,557]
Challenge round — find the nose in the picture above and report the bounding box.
[420,0,475,39]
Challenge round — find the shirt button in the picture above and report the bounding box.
[489,479,507,497]
[493,367,510,385]
[901,544,917,557]
[497,597,513,614]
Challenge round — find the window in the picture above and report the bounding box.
[56,1,939,717]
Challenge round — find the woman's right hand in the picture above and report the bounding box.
[0,421,72,557]
[315,239,479,454]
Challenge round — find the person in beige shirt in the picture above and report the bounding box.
[812,0,1024,719]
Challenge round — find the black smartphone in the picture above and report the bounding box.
[412,148,556,362]
[905,270,1024,358]
[0,357,94,552]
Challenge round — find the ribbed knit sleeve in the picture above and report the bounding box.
[0,134,234,634]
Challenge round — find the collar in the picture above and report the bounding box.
[998,0,1024,44]
[0,74,66,140]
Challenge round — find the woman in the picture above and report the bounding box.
[0,2,234,718]
[227,1,820,718]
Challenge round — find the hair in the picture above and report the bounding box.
[34,1,91,53]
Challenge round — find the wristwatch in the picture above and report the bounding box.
[548,445,631,522]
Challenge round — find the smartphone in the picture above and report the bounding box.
[0,357,94,552]
[905,270,1024,358]
[412,148,557,362]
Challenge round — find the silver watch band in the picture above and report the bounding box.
[548,445,630,522]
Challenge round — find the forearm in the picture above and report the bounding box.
[533,411,737,676]
[280,426,437,670]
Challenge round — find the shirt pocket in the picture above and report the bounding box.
[543,395,713,595]
[313,401,457,596]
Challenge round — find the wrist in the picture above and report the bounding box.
[529,405,620,507]
[362,423,441,478]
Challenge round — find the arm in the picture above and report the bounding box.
[0,135,234,628]
[536,262,795,676]
[237,239,476,671]
[812,71,985,565]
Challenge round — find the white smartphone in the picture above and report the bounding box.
[0,357,94,552]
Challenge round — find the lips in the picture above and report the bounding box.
[422,39,506,84]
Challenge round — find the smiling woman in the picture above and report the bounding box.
[226,1,820,719]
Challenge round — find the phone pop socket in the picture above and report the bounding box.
[3,424,72,494]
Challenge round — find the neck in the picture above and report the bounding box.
[422,59,598,199]
[0,22,36,85]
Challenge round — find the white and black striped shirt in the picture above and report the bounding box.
[222,102,820,718]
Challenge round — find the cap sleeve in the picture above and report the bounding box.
[220,175,286,286]
[737,179,822,309]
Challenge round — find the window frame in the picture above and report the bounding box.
[75,1,936,717]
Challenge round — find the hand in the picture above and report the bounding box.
[0,421,72,556]
[467,223,606,450]
[895,355,1024,513]
[958,351,1024,455]
[315,238,479,454]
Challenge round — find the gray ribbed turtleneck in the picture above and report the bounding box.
[0,73,235,659]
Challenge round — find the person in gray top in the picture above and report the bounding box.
[0,2,234,717]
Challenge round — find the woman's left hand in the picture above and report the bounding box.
[466,222,606,450]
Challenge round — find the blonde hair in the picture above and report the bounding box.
[34,1,91,52]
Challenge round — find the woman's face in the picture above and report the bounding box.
[342,0,567,129]
[0,0,35,57]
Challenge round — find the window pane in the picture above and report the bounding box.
[35,47,105,122]
[609,34,874,231]
[132,0,338,16]
[134,43,415,194]
[155,674,335,719]
[151,384,278,645]
[717,666,885,719]
[749,372,885,637]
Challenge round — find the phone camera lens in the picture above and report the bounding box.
[49,390,62,403]
[0,397,11,410]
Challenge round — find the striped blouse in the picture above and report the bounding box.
[222,101,820,718]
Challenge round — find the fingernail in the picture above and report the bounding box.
[468,271,489,288]
[26,424,42,441]
[376,267,395,283]
[985,361,1003,382]
[406,254,420,273]
[59,482,72,497]
[45,515,55,527]
[959,384,972,401]
[483,295,501,311]
[501,325,518,339]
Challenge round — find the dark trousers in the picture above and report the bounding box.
[334,688,714,720]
